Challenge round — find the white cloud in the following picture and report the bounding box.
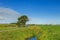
[27,17,60,24]
[0,16,5,20]
[0,7,20,23]
[0,7,20,17]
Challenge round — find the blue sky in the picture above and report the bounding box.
[0,0,60,24]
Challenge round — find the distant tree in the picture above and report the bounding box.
[17,15,29,27]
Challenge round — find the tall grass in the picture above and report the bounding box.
[0,24,60,40]
[0,25,41,40]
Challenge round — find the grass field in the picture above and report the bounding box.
[39,25,60,40]
[0,24,60,40]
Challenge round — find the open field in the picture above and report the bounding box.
[0,24,60,40]
[38,25,60,40]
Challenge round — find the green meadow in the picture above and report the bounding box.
[0,24,60,40]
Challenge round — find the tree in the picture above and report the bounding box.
[17,15,29,27]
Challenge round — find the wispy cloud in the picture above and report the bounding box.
[0,7,20,23]
[27,17,60,24]
[0,16,5,20]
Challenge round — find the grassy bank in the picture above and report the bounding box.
[0,26,41,40]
